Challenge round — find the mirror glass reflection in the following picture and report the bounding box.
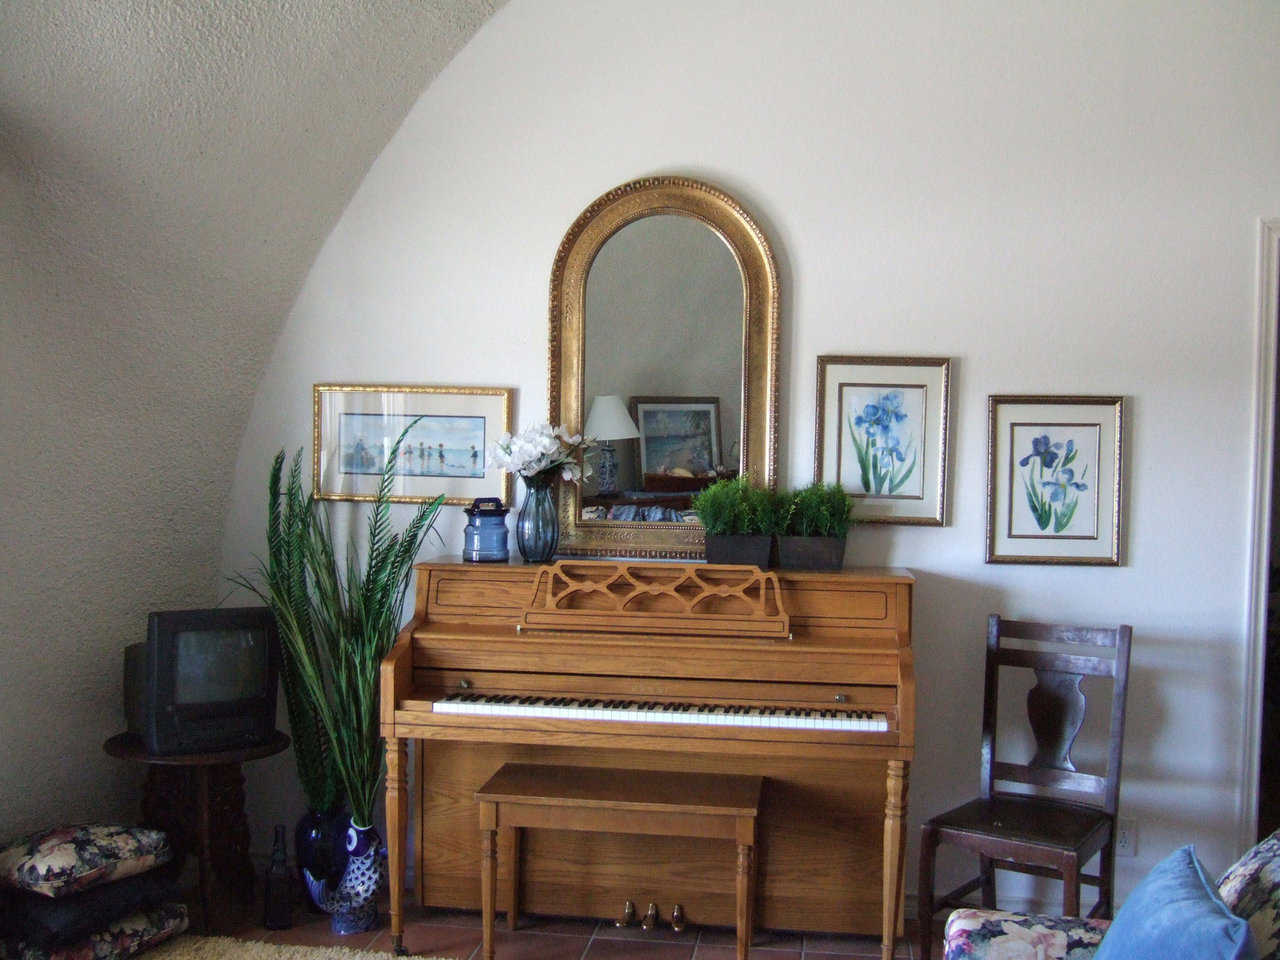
[581,214,744,523]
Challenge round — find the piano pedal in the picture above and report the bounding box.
[615,900,636,928]
[640,902,660,932]
[670,903,686,933]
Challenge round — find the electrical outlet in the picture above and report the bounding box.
[1116,817,1138,858]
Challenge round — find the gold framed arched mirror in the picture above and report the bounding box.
[550,176,780,557]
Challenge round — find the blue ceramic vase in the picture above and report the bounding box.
[303,818,385,935]
[295,807,349,885]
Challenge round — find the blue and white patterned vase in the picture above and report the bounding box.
[303,819,385,935]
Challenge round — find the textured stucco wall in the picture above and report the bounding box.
[0,0,501,838]
[221,0,1280,911]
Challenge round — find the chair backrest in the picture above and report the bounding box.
[980,614,1133,815]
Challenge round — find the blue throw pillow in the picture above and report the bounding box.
[1095,845,1258,960]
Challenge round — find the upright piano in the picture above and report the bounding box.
[381,559,915,960]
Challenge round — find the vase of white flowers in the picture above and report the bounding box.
[488,423,594,563]
[514,473,558,562]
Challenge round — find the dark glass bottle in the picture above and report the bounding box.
[263,824,293,929]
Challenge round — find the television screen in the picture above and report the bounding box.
[125,606,280,754]
[174,627,268,704]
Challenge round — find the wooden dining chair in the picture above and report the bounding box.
[917,615,1133,960]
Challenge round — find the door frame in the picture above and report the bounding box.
[1243,218,1280,848]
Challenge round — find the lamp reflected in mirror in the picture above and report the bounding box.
[585,395,640,496]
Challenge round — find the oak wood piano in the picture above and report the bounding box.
[380,559,915,960]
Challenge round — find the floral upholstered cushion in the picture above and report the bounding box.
[944,908,1111,960]
[2,901,187,960]
[0,826,171,898]
[1219,829,1280,960]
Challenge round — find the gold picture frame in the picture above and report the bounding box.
[986,395,1124,565]
[313,383,514,506]
[815,355,951,525]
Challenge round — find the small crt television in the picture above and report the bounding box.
[124,607,280,755]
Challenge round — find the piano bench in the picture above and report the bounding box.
[475,762,764,960]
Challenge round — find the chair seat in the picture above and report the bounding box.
[929,795,1111,854]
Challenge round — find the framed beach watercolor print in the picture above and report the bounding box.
[986,395,1124,565]
[629,396,722,478]
[815,356,951,524]
[313,384,514,505]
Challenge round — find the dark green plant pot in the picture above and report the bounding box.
[704,533,772,568]
[776,534,846,571]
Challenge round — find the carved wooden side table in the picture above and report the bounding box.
[104,730,290,931]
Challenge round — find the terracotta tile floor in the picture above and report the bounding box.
[223,903,933,960]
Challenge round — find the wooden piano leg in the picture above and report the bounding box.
[481,821,498,960]
[506,826,521,930]
[736,843,753,960]
[386,737,408,955]
[881,760,909,960]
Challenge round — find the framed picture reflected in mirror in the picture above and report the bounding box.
[628,395,724,488]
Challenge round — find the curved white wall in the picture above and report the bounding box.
[0,0,500,839]
[223,0,1280,905]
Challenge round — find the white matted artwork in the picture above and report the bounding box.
[986,395,1124,565]
[815,356,951,524]
[313,383,514,505]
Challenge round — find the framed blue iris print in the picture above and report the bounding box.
[986,395,1124,564]
[313,383,514,506]
[815,356,951,524]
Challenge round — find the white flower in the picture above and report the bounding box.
[945,910,994,935]
[984,921,1068,960]
[486,422,594,483]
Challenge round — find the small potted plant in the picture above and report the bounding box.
[693,476,780,568]
[776,482,854,570]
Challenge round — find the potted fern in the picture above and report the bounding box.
[693,476,783,568]
[234,424,443,934]
[776,482,853,570]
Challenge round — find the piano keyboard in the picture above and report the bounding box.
[433,693,889,732]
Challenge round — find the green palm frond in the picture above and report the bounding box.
[231,449,341,813]
[236,419,444,827]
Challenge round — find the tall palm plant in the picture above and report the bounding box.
[260,450,341,816]
[236,424,443,827]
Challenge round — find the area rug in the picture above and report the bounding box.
[147,935,451,960]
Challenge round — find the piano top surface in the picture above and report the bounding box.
[414,558,916,583]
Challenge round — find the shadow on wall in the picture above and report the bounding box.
[896,570,1011,897]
